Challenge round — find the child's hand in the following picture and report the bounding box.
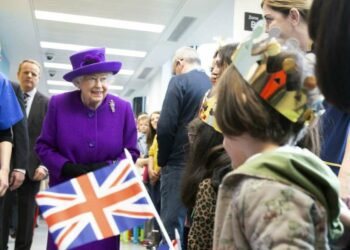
[136,158,143,168]
[149,168,160,185]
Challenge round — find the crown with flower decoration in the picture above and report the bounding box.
[199,90,221,133]
[230,20,324,124]
[198,21,323,132]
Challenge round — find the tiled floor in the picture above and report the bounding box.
[7,219,146,250]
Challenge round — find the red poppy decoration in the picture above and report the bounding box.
[259,70,287,100]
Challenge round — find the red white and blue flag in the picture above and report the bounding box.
[36,155,157,250]
[157,228,181,250]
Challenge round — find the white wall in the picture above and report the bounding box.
[146,60,171,113]
[138,0,235,112]
[134,0,263,113]
[232,0,262,42]
[142,44,217,114]
[133,60,172,114]
[197,43,219,76]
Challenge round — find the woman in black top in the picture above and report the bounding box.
[0,128,13,196]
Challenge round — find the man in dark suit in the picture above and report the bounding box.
[1,59,48,250]
[10,82,30,189]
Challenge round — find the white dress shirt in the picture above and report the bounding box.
[24,88,37,117]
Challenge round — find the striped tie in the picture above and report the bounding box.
[23,92,30,109]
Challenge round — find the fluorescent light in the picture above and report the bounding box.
[44,62,71,70]
[44,62,134,76]
[47,80,74,87]
[119,69,134,76]
[48,89,70,94]
[106,48,146,58]
[41,42,89,52]
[35,10,165,33]
[109,85,124,91]
[40,41,146,58]
[47,80,123,91]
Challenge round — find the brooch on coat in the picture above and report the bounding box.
[109,100,115,113]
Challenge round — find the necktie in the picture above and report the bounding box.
[23,93,30,109]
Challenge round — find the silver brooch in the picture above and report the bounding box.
[109,100,115,113]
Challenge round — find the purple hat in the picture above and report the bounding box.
[63,48,122,82]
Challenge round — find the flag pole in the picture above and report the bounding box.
[125,150,175,250]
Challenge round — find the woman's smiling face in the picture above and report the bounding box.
[77,73,112,109]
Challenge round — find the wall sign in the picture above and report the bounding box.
[244,12,263,31]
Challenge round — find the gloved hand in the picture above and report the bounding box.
[61,161,109,178]
[86,162,108,172]
[61,162,88,178]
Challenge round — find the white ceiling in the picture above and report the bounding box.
[0,0,233,98]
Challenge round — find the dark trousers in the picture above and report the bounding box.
[0,189,16,250]
[160,165,187,248]
[0,178,40,250]
[10,192,18,235]
[149,180,161,231]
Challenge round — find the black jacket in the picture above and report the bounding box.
[0,128,12,143]
[26,90,49,179]
[10,82,29,171]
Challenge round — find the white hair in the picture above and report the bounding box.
[173,46,201,65]
[71,72,114,88]
[72,76,83,88]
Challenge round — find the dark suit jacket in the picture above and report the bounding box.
[10,82,29,171]
[27,90,49,180]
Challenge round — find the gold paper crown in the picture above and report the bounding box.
[199,90,221,133]
[230,20,323,124]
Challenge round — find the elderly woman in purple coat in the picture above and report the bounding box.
[35,48,139,250]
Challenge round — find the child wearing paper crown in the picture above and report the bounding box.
[212,38,343,249]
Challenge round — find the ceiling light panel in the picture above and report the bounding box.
[47,80,73,86]
[109,85,124,91]
[44,62,134,76]
[35,10,164,33]
[47,80,123,91]
[44,62,71,70]
[40,41,146,58]
[48,89,70,94]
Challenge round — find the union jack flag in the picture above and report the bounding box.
[157,228,181,250]
[36,156,156,250]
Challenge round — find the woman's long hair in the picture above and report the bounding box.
[181,118,231,209]
[146,111,160,148]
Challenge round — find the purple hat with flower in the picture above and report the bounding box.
[63,47,122,82]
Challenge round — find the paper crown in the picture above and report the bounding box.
[199,21,323,132]
[231,20,324,124]
[199,90,221,133]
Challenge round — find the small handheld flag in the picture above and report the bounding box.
[36,150,174,250]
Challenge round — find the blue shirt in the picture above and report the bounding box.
[320,103,350,175]
[0,72,23,129]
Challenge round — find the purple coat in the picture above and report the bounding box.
[35,90,139,250]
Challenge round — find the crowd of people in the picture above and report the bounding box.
[1,0,350,249]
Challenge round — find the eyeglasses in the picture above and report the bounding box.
[83,74,114,85]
